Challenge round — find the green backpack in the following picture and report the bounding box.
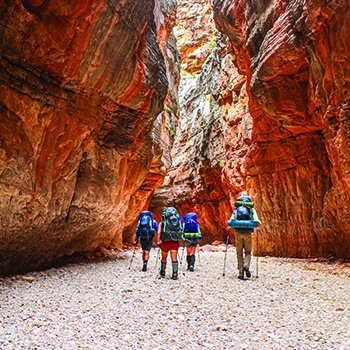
[160,207,183,241]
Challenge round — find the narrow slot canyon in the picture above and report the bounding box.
[0,0,350,348]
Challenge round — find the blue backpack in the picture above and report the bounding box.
[234,196,253,233]
[183,213,201,238]
[137,211,154,240]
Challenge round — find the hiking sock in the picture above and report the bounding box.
[243,266,251,278]
[171,261,179,280]
[160,262,166,277]
[186,256,191,270]
[189,255,195,271]
[142,260,148,272]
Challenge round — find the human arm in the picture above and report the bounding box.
[153,220,159,234]
[156,222,162,245]
[252,208,262,224]
[135,227,140,243]
[198,226,202,239]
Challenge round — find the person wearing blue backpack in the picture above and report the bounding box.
[228,195,261,280]
[135,211,159,272]
[182,213,202,271]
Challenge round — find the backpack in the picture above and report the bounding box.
[183,213,201,239]
[137,211,154,240]
[160,207,183,241]
[234,196,254,233]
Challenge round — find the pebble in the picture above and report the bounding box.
[0,248,349,349]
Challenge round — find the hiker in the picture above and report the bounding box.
[156,207,183,279]
[135,211,159,272]
[182,212,202,271]
[228,195,261,280]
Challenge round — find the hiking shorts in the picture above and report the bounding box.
[184,239,198,248]
[140,237,154,251]
[161,241,180,253]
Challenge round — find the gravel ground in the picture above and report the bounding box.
[1,247,350,350]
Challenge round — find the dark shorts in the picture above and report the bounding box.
[184,239,198,248]
[140,237,154,251]
[161,241,180,253]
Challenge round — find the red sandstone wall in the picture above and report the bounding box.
[150,0,249,244]
[151,0,350,259]
[122,0,181,243]
[0,0,175,274]
[213,0,350,257]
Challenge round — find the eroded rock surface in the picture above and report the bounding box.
[0,0,176,274]
[213,0,350,257]
[151,0,251,244]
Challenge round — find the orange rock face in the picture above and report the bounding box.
[151,0,350,259]
[151,0,251,244]
[174,0,218,74]
[213,0,350,257]
[0,0,176,274]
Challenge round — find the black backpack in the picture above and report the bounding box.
[234,196,253,233]
[160,207,183,241]
[137,211,154,240]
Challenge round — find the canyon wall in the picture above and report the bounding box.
[212,0,350,258]
[122,0,181,243]
[152,0,350,258]
[151,0,253,244]
[0,0,177,275]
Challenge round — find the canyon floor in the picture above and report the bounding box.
[1,248,350,350]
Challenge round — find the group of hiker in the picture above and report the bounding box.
[134,208,201,279]
[134,195,261,280]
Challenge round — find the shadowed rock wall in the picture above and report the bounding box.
[0,0,177,274]
[122,0,181,243]
[213,0,350,257]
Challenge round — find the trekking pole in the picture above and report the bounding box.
[223,229,230,276]
[128,240,138,269]
[256,228,259,279]
[155,246,161,270]
[179,245,185,273]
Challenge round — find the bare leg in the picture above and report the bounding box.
[143,250,150,261]
[170,250,178,262]
[161,251,168,263]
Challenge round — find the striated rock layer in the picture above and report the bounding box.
[151,0,252,244]
[213,0,350,257]
[0,0,177,275]
[122,0,181,243]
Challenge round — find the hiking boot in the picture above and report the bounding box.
[160,262,166,278]
[186,256,191,270]
[243,266,251,278]
[189,255,195,272]
[171,261,178,280]
[238,275,244,280]
[142,261,148,272]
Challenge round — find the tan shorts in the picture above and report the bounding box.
[184,240,198,248]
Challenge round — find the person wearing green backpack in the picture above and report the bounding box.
[156,207,183,280]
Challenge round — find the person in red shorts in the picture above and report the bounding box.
[156,207,183,280]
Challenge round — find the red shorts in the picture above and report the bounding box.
[161,241,180,253]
